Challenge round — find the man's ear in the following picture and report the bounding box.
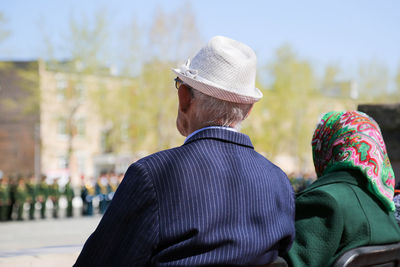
[178,85,193,113]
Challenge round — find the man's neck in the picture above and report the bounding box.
[187,122,238,136]
[185,126,238,143]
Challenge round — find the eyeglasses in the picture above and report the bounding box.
[174,77,183,90]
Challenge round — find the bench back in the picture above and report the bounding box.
[332,242,400,267]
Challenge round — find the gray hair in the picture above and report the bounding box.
[190,88,253,130]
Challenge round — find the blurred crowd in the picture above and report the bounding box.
[1,169,398,227]
[288,173,315,193]
[0,172,124,222]
[80,172,124,216]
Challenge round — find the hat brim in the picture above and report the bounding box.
[172,68,262,104]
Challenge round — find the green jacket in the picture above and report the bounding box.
[15,184,27,204]
[37,182,49,200]
[49,183,60,201]
[64,182,75,201]
[26,182,36,203]
[284,170,400,267]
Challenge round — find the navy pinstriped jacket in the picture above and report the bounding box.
[74,128,295,266]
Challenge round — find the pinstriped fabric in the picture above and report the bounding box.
[74,163,159,266]
[74,128,295,267]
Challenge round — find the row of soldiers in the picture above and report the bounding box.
[0,175,74,221]
[0,172,123,221]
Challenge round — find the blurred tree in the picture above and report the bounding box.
[244,48,361,176]
[120,3,203,152]
[65,11,110,177]
[357,60,390,102]
[322,64,341,87]
[88,3,203,154]
[66,10,109,72]
[321,64,342,96]
[245,45,317,168]
[136,60,181,151]
[0,62,39,116]
[149,2,203,62]
[117,19,143,76]
[39,10,111,179]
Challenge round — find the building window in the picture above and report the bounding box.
[57,155,68,169]
[77,118,86,137]
[57,118,67,136]
[56,78,67,101]
[75,83,86,99]
[76,153,86,174]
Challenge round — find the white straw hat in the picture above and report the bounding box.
[172,36,263,104]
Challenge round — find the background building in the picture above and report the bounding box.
[0,61,40,178]
[0,61,136,185]
[1,58,398,184]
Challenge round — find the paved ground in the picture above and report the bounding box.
[0,215,101,267]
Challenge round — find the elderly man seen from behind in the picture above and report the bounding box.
[74,36,295,267]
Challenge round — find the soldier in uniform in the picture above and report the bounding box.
[96,173,109,214]
[14,177,27,221]
[26,174,37,220]
[64,179,75,218]
[81,180,88,216]
[107,172,119,205]
[7,175,16,221]
[81,177,95,216]
[37,175,49,219]
[0,176,10,221]
[49,178,60,218]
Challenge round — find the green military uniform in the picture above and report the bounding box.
[14,179,27,220]
[285,171,400,267]
[49,181,60,218]
[64,181,75,217]
[37,179,49,219]
[7,178,16,221]
[0,179,10,221]
[26,179,37,220]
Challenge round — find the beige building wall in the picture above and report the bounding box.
[39,62,123,186]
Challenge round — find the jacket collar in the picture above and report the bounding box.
[298,170,366,197]
[183,127,254,149]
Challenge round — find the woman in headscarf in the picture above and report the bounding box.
[284,111,400,267]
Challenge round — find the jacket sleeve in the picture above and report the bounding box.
[284,189,344,267]
[74,162,159,267]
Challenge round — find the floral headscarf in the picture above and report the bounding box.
[312,111,396,211]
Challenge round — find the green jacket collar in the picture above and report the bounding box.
[298,170,365,197]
